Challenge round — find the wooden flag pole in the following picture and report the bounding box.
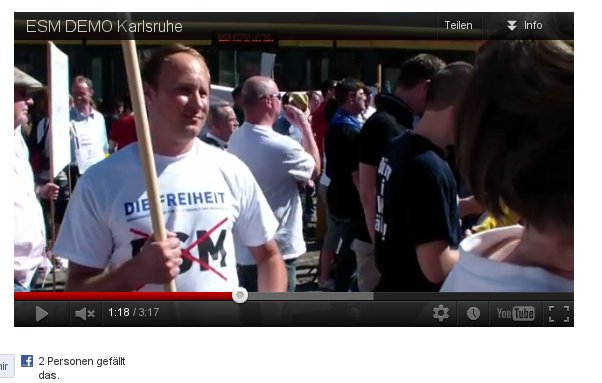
[377,64,382,93]
[50,201,57,291]
[121,39,176,293]
[46,41,58,292]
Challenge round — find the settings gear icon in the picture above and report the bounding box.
[433,304,450,322]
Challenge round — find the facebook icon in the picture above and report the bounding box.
[21,355,33,367]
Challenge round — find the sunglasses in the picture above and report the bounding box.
[14,86,36,100]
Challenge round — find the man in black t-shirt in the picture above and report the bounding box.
[357,54,445,292]
[374,62,474,292]
[324,78,366,291]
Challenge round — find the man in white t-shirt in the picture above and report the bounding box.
[229,76,320,292]
[53,45,287,292]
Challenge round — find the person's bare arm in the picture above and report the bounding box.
[67,261,144,291]
[415,241,459,284]
[66,234,182,291]
[284,105,321,178]
[459,196,484,217]
[250,239,287,292]
[359,163,378,242]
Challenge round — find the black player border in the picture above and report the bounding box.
[15,12,573,41]
[15,293,573,327]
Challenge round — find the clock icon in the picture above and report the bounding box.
[467,307,481,321]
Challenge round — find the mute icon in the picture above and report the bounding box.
[75,307,87,321]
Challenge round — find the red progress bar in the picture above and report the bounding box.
[14,292,232,301]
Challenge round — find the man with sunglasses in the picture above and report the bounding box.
[14,67,59,291]
[229,76,321,292]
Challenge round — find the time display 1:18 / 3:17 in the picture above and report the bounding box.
[108,307,160,317]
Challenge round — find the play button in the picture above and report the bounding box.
[36,306,49,322]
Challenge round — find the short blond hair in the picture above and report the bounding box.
[142,44,208,89]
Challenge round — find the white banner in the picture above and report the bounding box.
[260,52,276,78]
[48,42,71,179]
[73,121,107,174]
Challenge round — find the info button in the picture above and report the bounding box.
[438,12,482,39]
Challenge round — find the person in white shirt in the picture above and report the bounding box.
[53,45,287,292]
[441,39,573,292]
[14,67,59,291]
[200,101,239,150]
[68,75,109,189]
[229,76,321,292]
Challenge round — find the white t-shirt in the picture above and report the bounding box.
[53,139,278,291]
[14,127,46,287]
[358,106,376,125]
[229,122,315,264]
[441,226,574,292]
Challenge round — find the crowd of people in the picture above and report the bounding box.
[14,38,574,293]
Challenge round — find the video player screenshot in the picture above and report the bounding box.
[6,6,582,383]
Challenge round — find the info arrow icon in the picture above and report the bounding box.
[36,306,49,322]
[507,20,517,31]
